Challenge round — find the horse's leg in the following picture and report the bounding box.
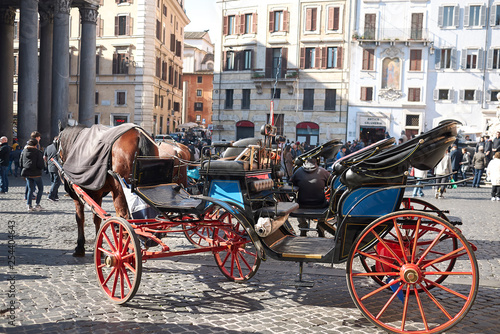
[74,200,86,257]
[110,179,130,219]
[93,196,104,235]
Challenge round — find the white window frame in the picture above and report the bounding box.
[462,48,484,70]
[94,113,101,125]
[459,89,482,102]
[196,89,202,97]
[243,12,253,35]
[433,88,455,101]
[490,4,500,26]
[464,4,486,27]
[438,5,460,28]
[435,47,457,69]
[487,48,500,69]
[303,5,321,35]
[486,89,500,102]
[115,90,127,106]
[404,113,422,133]
[325,5,343,33]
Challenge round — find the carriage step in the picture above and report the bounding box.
[447,215,462,225]
[271,236,335,260]
[289,207,329,219]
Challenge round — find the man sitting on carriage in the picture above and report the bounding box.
[290,157,332,236]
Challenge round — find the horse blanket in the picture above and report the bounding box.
[62,123,137,190]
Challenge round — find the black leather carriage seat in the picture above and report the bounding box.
[255,202,299,218]
[289,206,330,219]
[446,215,462,225]
[201,160,249,172]
[135,183,202,210]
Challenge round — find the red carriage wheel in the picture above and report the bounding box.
[400,198,448,220]
[210,205,260,281]
[184,224,214,247]
[94,217,142,304]
[347,211,478,333]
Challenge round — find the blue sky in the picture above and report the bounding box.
[184,0,220,45]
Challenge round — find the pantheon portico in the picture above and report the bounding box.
[0,0,99,147]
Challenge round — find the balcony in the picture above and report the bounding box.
[353,28,431,45]
[252,68,298,94]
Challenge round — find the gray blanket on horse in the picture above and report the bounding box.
[63,124,137,190]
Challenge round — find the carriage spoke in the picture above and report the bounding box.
[401,285,411,331]
[102,267,116,286]
[102,232,117,253]
[111,223,119,250]
[375,284,403,320]
[411,217,422,263]
[111,267,119,297]
[121,236,131,256]
[352,272,399,277]
[234,253,244,279]
[370,229,404,266]
[123,261,136,274]
[119,267,125,299]
[423,278,469,300]
[415,228,446,266]
[121,266,133,290]
[118,225,123,253]
[360,278,402,301]
[421,246,467,269]
[358,250,400,271]
[97,247,114,257]
[392,218,409,263]
[237,252,252,272]
[414,287,429,331]
[420,284,453,320]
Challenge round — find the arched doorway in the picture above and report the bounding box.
[296,122,319,146]
[236,120,255,140]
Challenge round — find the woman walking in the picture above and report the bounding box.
[20,138,44,212]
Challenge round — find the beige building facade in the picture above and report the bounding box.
[213,0,350,145]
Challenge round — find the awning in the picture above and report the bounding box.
[296,122,319,129]
[236,120,255,128]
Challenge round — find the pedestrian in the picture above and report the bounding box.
[475,136,485,153]
[335,146,347,160]
[487,152,500,201]
[493,131,500,155]
[43,136,61,202]
[459,148,471,186]
[434,151,452,198]
[20,138,45,212]
[471,146,487,188]
[450,144,462,180]
[400,130,408,143]
[412,167,427,197]
[0,136,11,193]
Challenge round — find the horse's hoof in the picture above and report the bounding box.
[73,249,85,257]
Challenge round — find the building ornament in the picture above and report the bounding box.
[381,46,403,58]
[54,0,73,15]
[0,8,16,25]
[39,8,54,23]
[378,88,403,101]
[80,6,99,24]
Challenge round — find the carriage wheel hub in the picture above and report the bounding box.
[105,255,117,267]
[400,264,422,284]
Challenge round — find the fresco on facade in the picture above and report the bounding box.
[381,57,400,90]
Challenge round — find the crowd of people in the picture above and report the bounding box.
[0,131,61,212]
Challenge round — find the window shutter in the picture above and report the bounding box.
[461,49,467,69]
[449,89,455,101]
[464,6,470,27]
[235,15,240,35]
[459,90,464,101]
[269,11,274,32]
[433,89,439,100]
[328,7,334,30]
[490,5,497,26]
[300,47,305,69]
[251,50,255,69]
[281,48,288,77]
[475,89,482,102]
[223,16,228,35]
[435,48,441,69]
[252,13,257,33]
[361,87,366,101]
[283,10,289,32]
[438,6,444,27]
[306,8,312,31]
[454,5,460,27]
[114,16,119,35]
[265,48,272,77]
[128,16,133,36]
[112,53,118,74]
[487,49,494,69]
[451,48,457,69]
[321,47,327,69]
[337,46,343,68]
[239,14,244,34]
[237,51,243,71]
[409,88,415,101]
[315,47,321,69]
[362,49,368,70]
[478,49,484,69]
[480,5,486,26]
[486,90,492,102]
[333,7,340,30]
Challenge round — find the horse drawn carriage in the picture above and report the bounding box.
[56,121,478,334]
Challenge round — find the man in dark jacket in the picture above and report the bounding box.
[493,131,500,155]
[450,144,462,180]
[290,157,332,236]
[0,136,11,193]
[484,136,493,165]
[43,137,61,201]
[20,139,45,211]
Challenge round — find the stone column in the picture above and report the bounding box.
[51,0,72,139]
[78,5,98,127]
[39,9,53,146]
[18,0,39,146]
[0,8,16,143]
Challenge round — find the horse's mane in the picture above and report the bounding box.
[137,131,157,157]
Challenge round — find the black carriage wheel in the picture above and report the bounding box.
[347,211,478,334]
[210,205,261,282]
[94,217,142,304]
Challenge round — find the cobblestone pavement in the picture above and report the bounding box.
[1,175,500,333]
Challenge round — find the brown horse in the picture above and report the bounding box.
[158,139,193,187]
[58,125,159,257]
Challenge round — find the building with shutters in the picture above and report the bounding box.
[213,0,351,145]
[67,0,189,135]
